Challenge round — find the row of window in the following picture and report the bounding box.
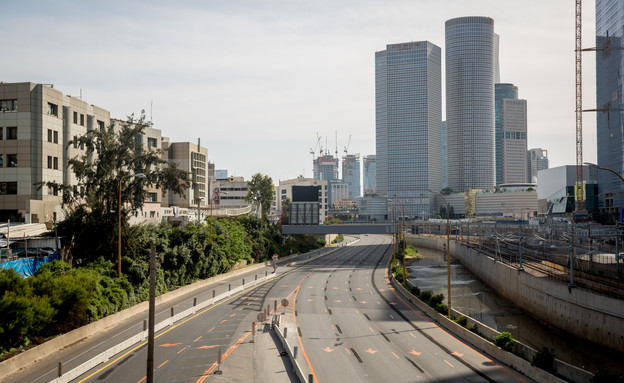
[47,129,58,144]
[0,154,18,168]
[0,127,17,140]
[0,99,17,112]
[73,112,85,126]
[0,182,17,195]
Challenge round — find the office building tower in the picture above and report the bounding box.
[441,122,447,189]
[596,0,624,218]
[375,41,443,217]
[446,16,496,191]
[527,148,549,183]
[496,84,528,184]
[363,155,377,196]
[342,153,361,199]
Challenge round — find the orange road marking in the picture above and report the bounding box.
[177,347,186,354]
[219,320,227,324]
[369,327,375,333]
[389,314,394,319]
[333,287,338,290]
[356,310,360,314]
[335,300,343,303]
[331,325,335,330]
[345,348,351,355]
[444,359,454,368]
[452,351,464,357]
[159,343,182,347]
[308,286,314,288]
[208,327,215,333]
[392,352,400,359]
[198,345,219,349]
[230,313,235,317]
[364,348,377,354]
[410,333,416,338]
[194,336,202,342]
[382,249,530,383]
[360,301,367,304]
[322,347,334,352]
[157,360,168,369]
[410,350,421,356]
[307,299,313,301]
[196,328,252,383]
[377,301,381,304]
[137,377,146,383]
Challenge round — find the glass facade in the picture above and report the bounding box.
[363,154,376,196]
[342,153,361,199]
[446,16,496,192]
[375,41,442,217]
[596,0,624,214]
[495,83,518,185]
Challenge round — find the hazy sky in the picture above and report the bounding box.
[3,1,598,182]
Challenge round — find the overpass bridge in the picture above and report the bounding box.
[281,223,393,235]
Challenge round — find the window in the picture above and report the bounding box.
[7,154,17,167]
[53,157,58,170]
[73,135,78,148]
[0,154,3,167]
[54,131,58,144]
[0,99,17,112]
[47,156,52,168]
[147,137,158,148]
[48,129,53,142]
[80,114,85,126]
[47,103,58,116]
[73,112,78,124]
[0,127,2,140]
[6,127,16,140]
[0,182,17,195]
[147,192,157,202]
[48,185,58,196]
[97,120,105,130]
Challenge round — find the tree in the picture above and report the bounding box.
[42,112,190,265]
[245,173,274,218]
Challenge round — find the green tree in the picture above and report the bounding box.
[41,112,190,265]
[245,173,274,218]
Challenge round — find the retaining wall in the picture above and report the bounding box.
[408,235,624,354]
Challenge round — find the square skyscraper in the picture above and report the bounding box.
[375,41,443,218]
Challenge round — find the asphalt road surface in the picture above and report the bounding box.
[6,235,535,383]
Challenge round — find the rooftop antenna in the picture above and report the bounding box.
[150,101,153,123]
[335,130,338,159]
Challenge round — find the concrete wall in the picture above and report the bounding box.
[408,235,624,354]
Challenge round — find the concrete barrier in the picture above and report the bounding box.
[0,242,352,381]
[273,324,307,383]
[407,235,624,354]
[391,276,593,383]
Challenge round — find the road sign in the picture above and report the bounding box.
[281,299,289,307]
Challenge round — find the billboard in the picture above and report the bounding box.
[289,201,319,225]
[292,186,319,202]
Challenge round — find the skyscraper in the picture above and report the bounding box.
[496,83,528,184]
[375,41,442,217]
[363,155,377,196]
[342,153,361,199]
[446,16,496,192]
[596,0,624,217]
[527,148,549,183]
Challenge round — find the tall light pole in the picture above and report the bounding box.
[428,189,451,317]
[118,172,146,279]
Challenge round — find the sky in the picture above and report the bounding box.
[3,0,598,183]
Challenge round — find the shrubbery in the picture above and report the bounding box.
[494,332,517,352]
[0,216,324,358]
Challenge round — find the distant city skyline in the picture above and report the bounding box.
[2,1,597,182]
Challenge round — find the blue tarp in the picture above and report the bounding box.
[0,254,61,277]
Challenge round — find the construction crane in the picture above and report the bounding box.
[343,134,352,188]
[574,0,609,222]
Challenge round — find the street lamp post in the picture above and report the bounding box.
[118,173,146,279]
[428,189,451,317]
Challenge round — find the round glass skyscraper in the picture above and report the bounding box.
[445,16,496,192]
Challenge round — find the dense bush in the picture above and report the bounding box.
[532,347,555,373]
[428,294,445,308]
[0,216,323,358]
[494,332,517,352]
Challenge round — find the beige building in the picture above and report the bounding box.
[162,140,209,211]
[273,177,328,223]
[0,82,110,225]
